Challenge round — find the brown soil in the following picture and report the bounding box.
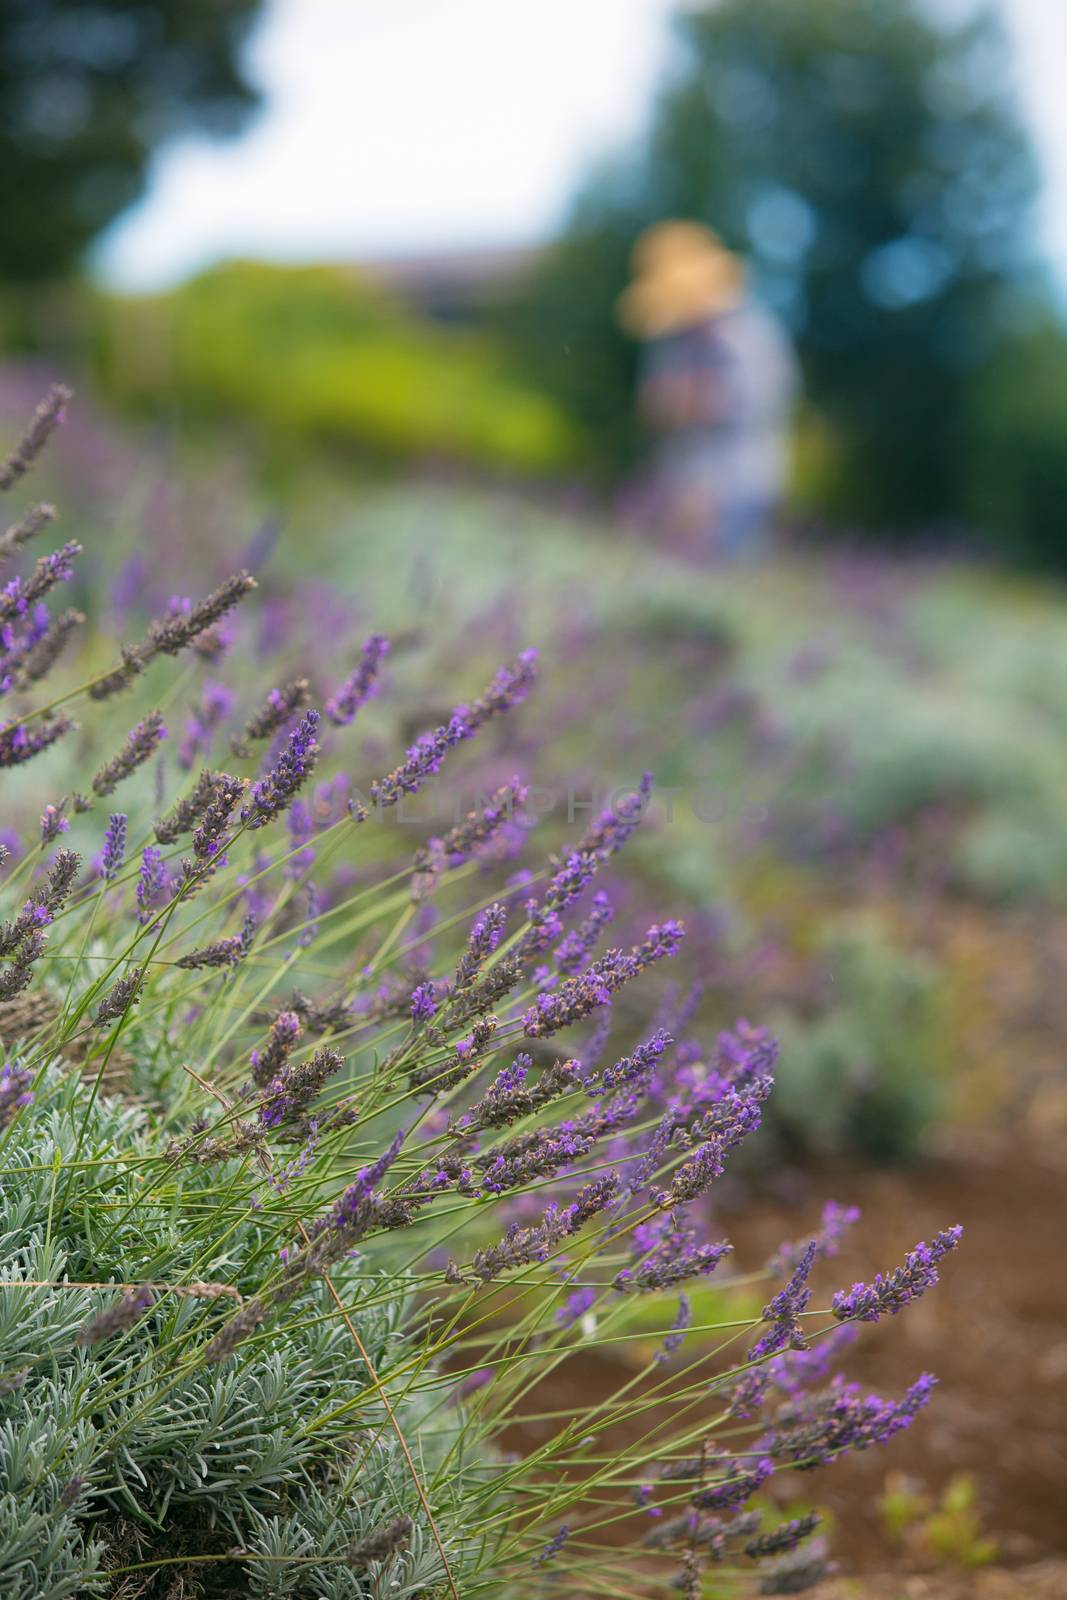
[724,1137,1067,1576]
[506,1136,1066,1593]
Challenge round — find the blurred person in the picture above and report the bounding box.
[618,221,797,559]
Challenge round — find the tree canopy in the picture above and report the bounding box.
[1,0,262,282]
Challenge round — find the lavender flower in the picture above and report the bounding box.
[556,1287,596,1328]
[691,1458,773,1512]
[0,1061,34,1127]
[250,1010,303,1086]
[135,847,170,924]
[457,647,538,731]
[176,916,256,970]
[410,982,437,1023]
[92,711,168,797]
[656,1292,693,1363]
[592,1029,670,1098]
[577,771,653,859]
[40,802,68,843]
[522,922,685,1038]
[0,714,73,768]
[241,710,320,828]
[459,1055,580,1132]
[155,768,228,845]
[0,384,71,491]
[534,1525,569,1565]
[90,572,256,699]
[756,1537,832,1594]
[766,1373,937,1468]
[749,1242,816,1361]
[101,814,127,881]
[231,676,311,756]
[453,902,508,991]
[615,1226,731,1294]
[419,781,527,876]
[305,1130,409,1264]
[0,541,81,626]
[325,632,390,725]
[94,967,144,1027]
[745,1514,821,1559]
[370,713,469,809]
[192,772,246,859]
[257,1045,344,1131]
[831,1227,962,1323]
[477,1119,593,1196]
[770,1202,860,1276]
[178,681,235,769]
[465,1175,618,1281]
[372,654,536,810]
[0,502,56,566]
[9,606,83,688]
[76,1285,155,1347]
[554,890,614,974]
[0,928,47,1001]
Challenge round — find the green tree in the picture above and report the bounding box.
[505,0,1039,529]
[1,1,262,283]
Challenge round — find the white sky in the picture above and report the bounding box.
[98,0,1067,290]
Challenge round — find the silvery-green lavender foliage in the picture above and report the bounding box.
[0,1072,480,1599]
[0,389,964,1598]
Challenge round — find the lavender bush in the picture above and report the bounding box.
[0,389,962,1597]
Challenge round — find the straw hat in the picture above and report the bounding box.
[617,221,744,338]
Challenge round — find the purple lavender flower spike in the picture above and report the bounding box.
[523,922,685,1038]
[370,713,468,809]
[241,710,320,829]
[0,715,73,769]
[749,1241,817,1361]
[0,541,81,626]
[251,1010,303,1087]
[92,711,168,797]
[534,1525,569,1565]
[554,890,614,974]
[179,682,235,770]
[325,632,390,725]
[40,802,68,843]
[766,1373,938,1468]
[557,1287,596,1328]
[101,814,127,881]
[691,1457,773,1512]
[0,384,71,491]
[0,1062,34,1128]
[465,1174,618,1281]
[591,1029,671,1099]
[656,1292,693,1363]
[458,647,538,732]
[135,847,170,925]
[232,677,311,756]
[577,771,653,859]
[76,1284,155,1347]
[410,982,437,1023]
[771,1201,860,1276]
[745,1513,821,1559]
[832,1226,962,1323]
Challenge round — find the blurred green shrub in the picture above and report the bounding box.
[771,921,943,1162]
[87,261,579,477]
[880,1471,998,1568]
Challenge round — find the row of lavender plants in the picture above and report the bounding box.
[0,387,961,1598]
